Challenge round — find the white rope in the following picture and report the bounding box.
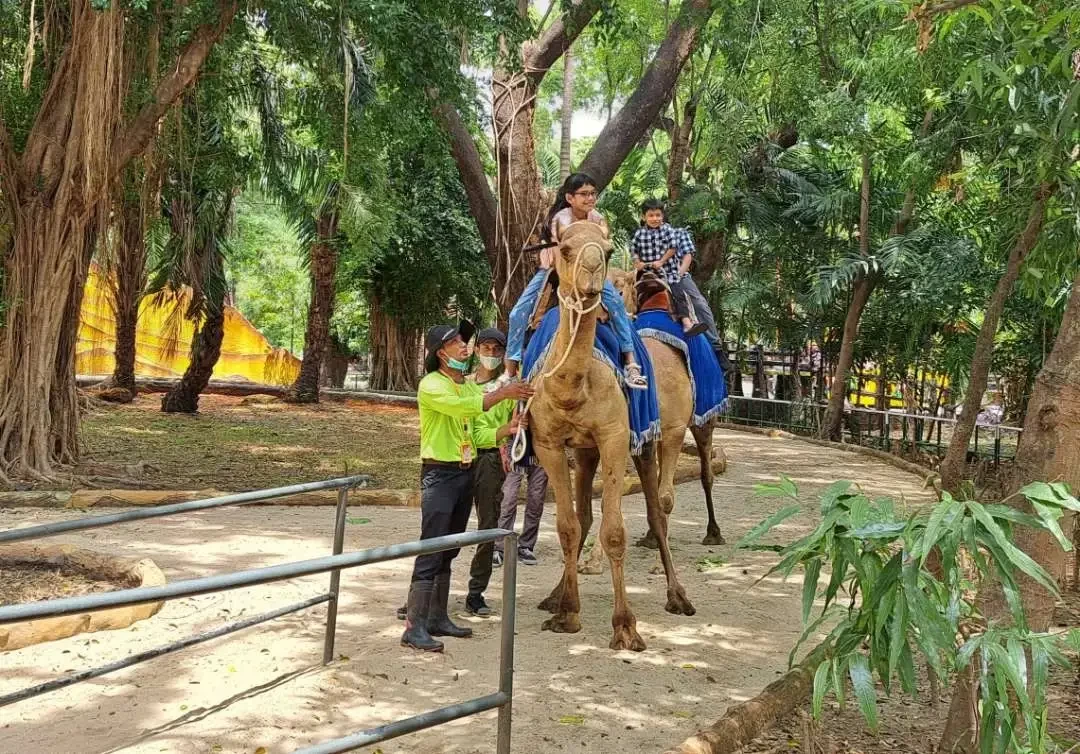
[510,239,604,463]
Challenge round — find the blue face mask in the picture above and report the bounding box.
[446,357,470,372]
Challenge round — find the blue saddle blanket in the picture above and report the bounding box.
[522,307,660,456]
[635,310,729,426]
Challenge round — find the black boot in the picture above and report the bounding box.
[396,603,407,620]
[400,581,444,652]
[428,573,473,638]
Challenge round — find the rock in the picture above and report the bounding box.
[240,394,281,406]
[96,387,135,404]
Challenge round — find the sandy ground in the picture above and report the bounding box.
[0,429,935,754]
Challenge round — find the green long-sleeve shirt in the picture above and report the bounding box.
[417,371,486,462]
[473,394,515,449]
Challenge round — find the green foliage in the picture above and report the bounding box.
[739,478,1080,750]
[228,195,309,354]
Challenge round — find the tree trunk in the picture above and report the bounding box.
[0,0,236,481]
[367,294,420,392]
[823,151,875,441]
[160,193,234,415]
[559,47,574,181]
[160,296,226,414]
[938,182,1057,493]
[667,99,697,201]
[438,0,715,322]
[287,210,340,404]
[938,266,1080,753]
[110,170,159,397]
[321,335,350,389]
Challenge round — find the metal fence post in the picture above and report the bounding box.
[323,487,349,664]
[497,534,518,754]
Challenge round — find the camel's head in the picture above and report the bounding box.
[607,268,636,315]
[557,221,611,303]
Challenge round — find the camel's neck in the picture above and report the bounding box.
[549,297,600,382]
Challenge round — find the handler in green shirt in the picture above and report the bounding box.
[464,328,516,617]
[401,321,532,653]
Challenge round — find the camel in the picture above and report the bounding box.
[525,221,694,652]
[579,267,725,576]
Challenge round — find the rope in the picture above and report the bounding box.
[510,239,604,463]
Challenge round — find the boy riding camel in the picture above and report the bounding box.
[630,199,708,341]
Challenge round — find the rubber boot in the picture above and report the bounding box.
[428,573,473,638]
[400,580,444,652]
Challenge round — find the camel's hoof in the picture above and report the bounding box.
[665,588,696,616]
[578,562,605,576]
[701,531,726,546]
[635,532,660,550]
[543,613,582,634]
[610,625,647,652]
[537,594,561,613]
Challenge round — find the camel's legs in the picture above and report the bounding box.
[634,440,696,616]
[596,429,645,651]
[535,443,582,633]
[572,449,605,576]
[691,422,725,545]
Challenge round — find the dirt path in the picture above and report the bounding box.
[0,430,934,754]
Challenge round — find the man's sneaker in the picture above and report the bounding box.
[465,594,494,617]
[518,548,538,566]
[625,363,648,391]
[492,550,504,568]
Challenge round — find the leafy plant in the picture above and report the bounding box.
[739,477,1080,750]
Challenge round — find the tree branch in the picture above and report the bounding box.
[578,0,715,190]
[921,0,980,15]
[432,100,499,262]
[112,0,238,176]
[525,0,603,81]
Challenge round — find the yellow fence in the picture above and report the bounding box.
[77,265,300,386]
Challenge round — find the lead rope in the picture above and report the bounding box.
[510,241,604,464]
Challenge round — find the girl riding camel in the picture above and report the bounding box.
[498,173,648,390]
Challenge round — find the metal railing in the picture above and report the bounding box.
[724,395,1022,466]
[0,477,518,754]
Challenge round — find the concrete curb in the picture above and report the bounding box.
[715,422,941,491]
[0,543,166,652]
[0,449,727,511]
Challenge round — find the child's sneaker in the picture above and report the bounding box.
[518,548,538,566]
[625,363,648,390]
[493,550,504,568]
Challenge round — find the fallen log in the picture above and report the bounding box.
[665,640,831,754]
[77,376,418,407]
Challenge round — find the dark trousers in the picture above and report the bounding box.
[468,450,506,597]
[669,277,696,323]
[411,465,474,583]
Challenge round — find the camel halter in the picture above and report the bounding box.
[510,240,605,464]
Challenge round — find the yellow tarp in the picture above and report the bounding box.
[77,265,301,386]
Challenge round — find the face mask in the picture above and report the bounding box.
[478,355,502,370]
[446,357,470,372]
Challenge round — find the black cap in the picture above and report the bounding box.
[424,319,476,373]
[476,327,506,347]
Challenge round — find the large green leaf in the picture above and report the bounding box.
[968,501,1060,598]
[753,476,799,499]
[811,660,830,719]
[735,504,802,550]
[802,558,822,622]
[848,654,879,733]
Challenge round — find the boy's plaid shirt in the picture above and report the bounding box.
[674,227,696,266]
[630,223,680,282]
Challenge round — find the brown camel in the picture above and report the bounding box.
[526,221,694,652]
[579,268,725,575]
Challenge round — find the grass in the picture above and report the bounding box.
[79,394,422,491]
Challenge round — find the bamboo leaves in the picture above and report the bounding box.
[738,476,1079,749]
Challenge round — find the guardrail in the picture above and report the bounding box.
[724,395,1022,465]
[0,477,518,753]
